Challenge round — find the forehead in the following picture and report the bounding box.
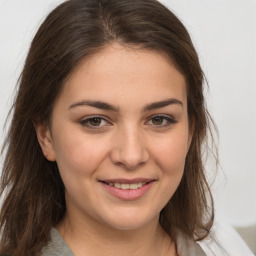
[59,44,187,109]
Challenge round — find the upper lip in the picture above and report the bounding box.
[98,178,156,184]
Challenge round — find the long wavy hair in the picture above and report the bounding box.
[0,0,217,255]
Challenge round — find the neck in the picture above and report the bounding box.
[57,210,176,256]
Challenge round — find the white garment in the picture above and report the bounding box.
[199,222,254,256]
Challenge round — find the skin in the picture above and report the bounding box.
[35,44,192,256]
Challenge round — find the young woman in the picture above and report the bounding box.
[0,0,217,255]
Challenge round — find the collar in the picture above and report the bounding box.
[176,231,207,256]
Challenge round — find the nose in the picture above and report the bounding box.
[110,125,149,170]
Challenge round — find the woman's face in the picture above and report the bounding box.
[37,44,192,231]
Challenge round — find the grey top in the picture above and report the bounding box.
[41,229,75,256]
[41,228,206,256]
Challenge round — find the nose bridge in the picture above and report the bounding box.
[110,122,149,169]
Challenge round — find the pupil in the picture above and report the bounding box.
[152,116,163,125]
[90,118,101,126]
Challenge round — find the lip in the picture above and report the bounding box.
[98,178,155,201]
[100,178,154,184]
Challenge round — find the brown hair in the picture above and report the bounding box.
[0,0,216,255]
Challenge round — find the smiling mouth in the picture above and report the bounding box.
[99,178,155,190]
[100,181,150,190]
[98,179,155,200]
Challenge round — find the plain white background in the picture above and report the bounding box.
[0,0,255,229]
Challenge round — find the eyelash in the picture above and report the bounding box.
[79,115,110,129]
[147,115,177,127]
[79,114,177,129]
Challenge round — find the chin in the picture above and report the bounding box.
[106,220,152,231]
[100,209,159,231]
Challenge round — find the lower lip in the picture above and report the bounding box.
[100,182,154,200]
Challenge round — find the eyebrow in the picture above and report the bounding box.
[68,98,183,112]
[142,99,183,112]
[69,100,120,112]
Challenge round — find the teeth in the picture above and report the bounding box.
[120,184,129,189]
[107,182,147,190]
[115,183,121,188]
[138,182,143,188]
[129,183,138,189]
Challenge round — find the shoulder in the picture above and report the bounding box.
[198,222,254,256]
[41,228,75,256]
[176,231,207,256]
[176,221,254,256]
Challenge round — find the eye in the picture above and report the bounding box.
[88,117,103,126]
[80,116,109,128]
[147,115,177,127]
[151,116,165,125]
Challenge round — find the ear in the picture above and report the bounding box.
[34,122,56,161]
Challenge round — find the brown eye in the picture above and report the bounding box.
[147,115,177,127]
[80,116,109,128]
[152,116,164,125]
[89,117,102,126]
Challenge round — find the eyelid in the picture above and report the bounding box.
[146,114,177,126]
[79,115,111,128]
[79,114,177,129]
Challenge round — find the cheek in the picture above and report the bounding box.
[145,132,189,213]
[153,134,188,204]
[53,131,110,177]
[151,131,188,176]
